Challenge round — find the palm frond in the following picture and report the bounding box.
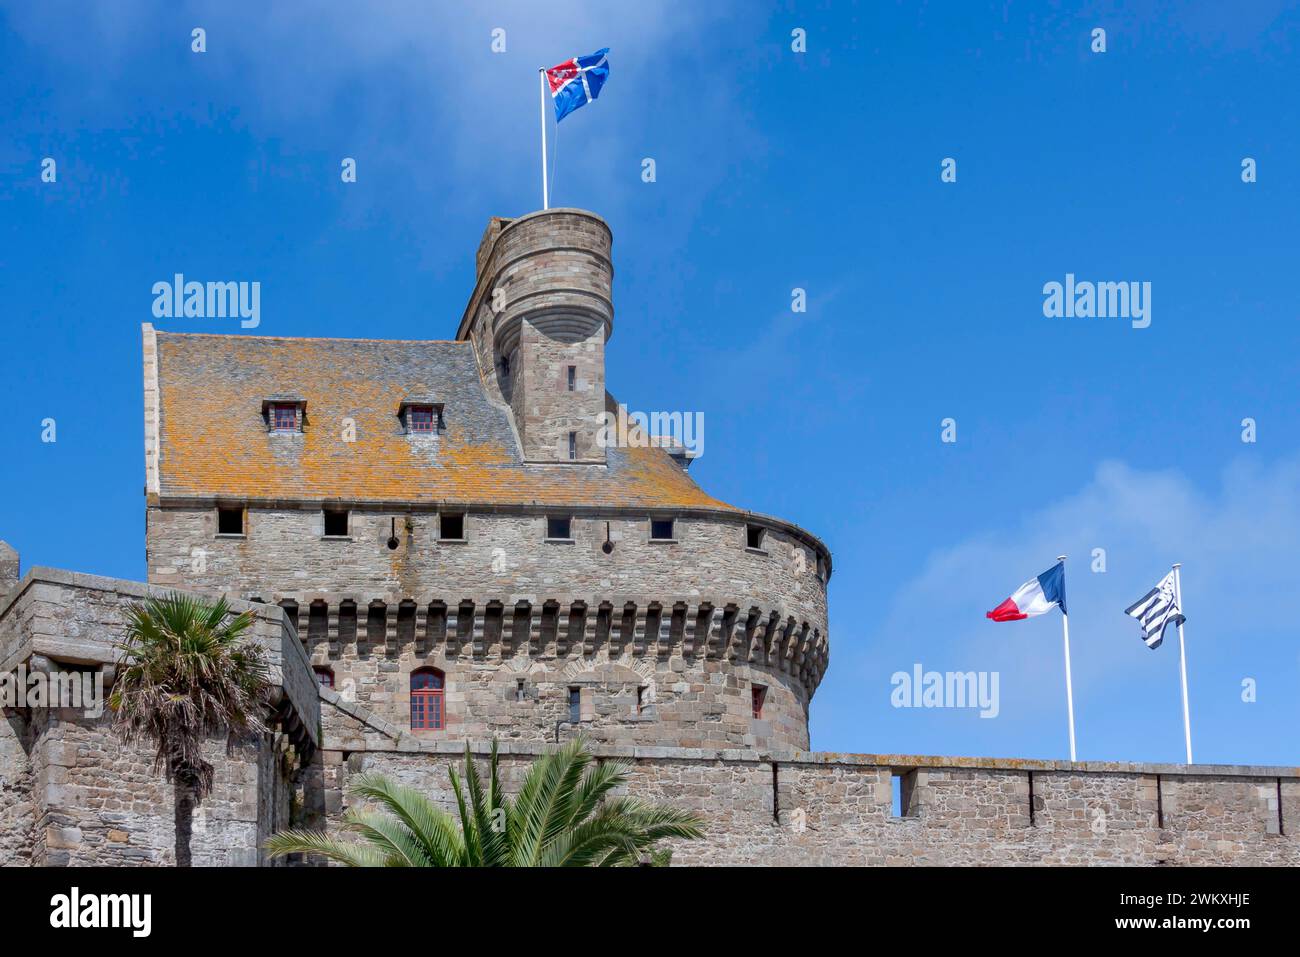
[345,772,464,866]
[264,829,393,867]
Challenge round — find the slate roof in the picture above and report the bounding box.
[153,331,735,511]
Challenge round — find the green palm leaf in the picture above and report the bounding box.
[266,737,704,867]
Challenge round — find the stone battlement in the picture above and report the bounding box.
[313,730,1300,866]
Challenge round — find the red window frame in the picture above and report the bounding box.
[411,668,445,730]
[408,406,437,433]
[751,685,766,719]
[270,403,299,432]
[314,667,334,689]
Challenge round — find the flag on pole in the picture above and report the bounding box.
[1124,570,1185,649]
[986,562,1067,621]
[986,558,1077,760]
[545,48,610,122]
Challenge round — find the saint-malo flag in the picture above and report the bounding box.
[545,48,610,122]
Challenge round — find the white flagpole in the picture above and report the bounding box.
[538,69,549,210]
[1172,562,1193,764]
[1058,554,1077,762]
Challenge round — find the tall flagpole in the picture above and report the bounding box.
[538,69,549,210]
[1058,555,1077,762]
[1172,562,1193,764]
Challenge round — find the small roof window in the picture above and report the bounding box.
[398,398,444,434]
[261,395,306,433]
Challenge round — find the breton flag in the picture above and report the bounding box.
[545,48,610,122]
[986,561,1068,621]
[1124,571,1185,650]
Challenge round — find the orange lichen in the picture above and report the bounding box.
[155,332,736,511]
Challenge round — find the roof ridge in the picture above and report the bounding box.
[154,330,468,345]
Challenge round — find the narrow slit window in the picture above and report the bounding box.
[892,770,918,818]
[568,431,577,460]
[751,684,767,719]
[636,686,646,715]
[323,508,349,537]
[568,687,581,724]
[217,507,244,535]
[567,365,576,391]
[516,678,527,703]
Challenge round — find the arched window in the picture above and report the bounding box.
[410,668,445,730]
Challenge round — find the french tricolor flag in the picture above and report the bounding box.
[986,562,1067,621]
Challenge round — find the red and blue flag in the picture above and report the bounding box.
[545,48,610,122]
[986,562,1068,622]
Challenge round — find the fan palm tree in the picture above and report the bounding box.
[110,592,272,866]
[266,737,705,866]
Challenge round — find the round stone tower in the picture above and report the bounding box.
[459,208,614,464]
[144,207,831,753]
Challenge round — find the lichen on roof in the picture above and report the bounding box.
[154,331,735,511]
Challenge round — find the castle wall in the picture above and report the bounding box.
[0,568,317,866]
[146,505,828,750]
[0,713,34,865]
[318,732,1300,867]
[25,708,272,866]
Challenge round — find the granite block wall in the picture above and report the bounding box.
[316,735,1300,867]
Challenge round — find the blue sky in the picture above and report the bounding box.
[3,1,1298,766]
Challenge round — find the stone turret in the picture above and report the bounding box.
[457,209,614,463]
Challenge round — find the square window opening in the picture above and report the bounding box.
[746,524,766,550]
[650,518,675,541]
[547,516,572,540]
[323,509,349,537]
[218,507,244,535]
[440,513,465,541]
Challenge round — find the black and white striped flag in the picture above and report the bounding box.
[1124,571,1185,649]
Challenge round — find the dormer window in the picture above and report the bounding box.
[398,398,444,435]
[409,406,437,432]
[262,396,306,433]
[271,404,298,431]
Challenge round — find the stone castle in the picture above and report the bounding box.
[1,209,1295,865]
